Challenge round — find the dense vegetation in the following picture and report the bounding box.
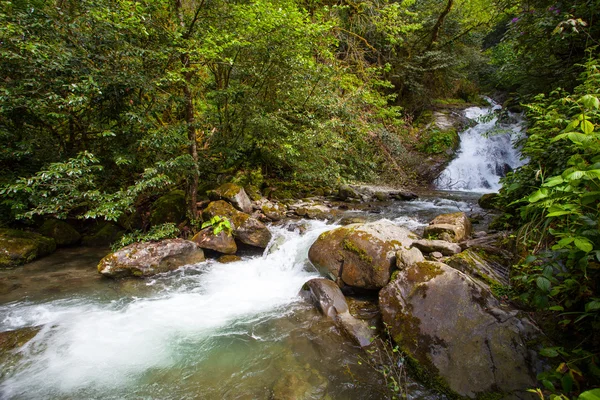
[1,0,600,396]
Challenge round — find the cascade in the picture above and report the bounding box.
[435,101,525,192]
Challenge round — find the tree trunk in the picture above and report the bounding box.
[175,0,199,220]
[427,0,454,50]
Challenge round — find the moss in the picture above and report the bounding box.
[408,262,444,282]
[0,228,56,268]
[82,223,124,247]
[39,219,80,246]
[150,190,187,226]
[342,239,373,264]
[244,185,262,201]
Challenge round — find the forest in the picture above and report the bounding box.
[1,0,600,398]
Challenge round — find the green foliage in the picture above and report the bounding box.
[496,56,600,395]
[201,216,232,236]
[416,128,458,154]
[111,223,179,252]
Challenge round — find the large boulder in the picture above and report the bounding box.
[0,229,56,268]
[423,212,472,243]
[150,190,187,226]
[208,183,253,214]
[337,184,362,201]
[303,278,374,347]
[98,238,205,278]
[308,220,417,290]
[295,204,335,220]
[202,201,272,248]
[191,228,237,254]
[379,261,539,398]
[38,219,81,246]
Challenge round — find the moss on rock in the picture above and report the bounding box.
[39,219,81,246]
[150,190,187,226]
[0,229,56,268]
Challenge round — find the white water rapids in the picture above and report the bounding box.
[0,221,338,399]
[435,102,525,192]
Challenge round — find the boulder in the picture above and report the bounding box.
[308,220,417,290]
[191,228,237,254]
[0,229,56,268]
[150,190,187,226]
[202,201,272,248]
[81,222,124,247]
[98,239,205,278]
[446,248,510,286]
[295,204,334,220]
[261,201,286,221]
[0,326,41,380]
[412,239,461,256]
[303,278,374,347]
[396,247,425,270]
[423,212,472,242]
[38,219,81,246]
[244,185,263,202]
[478,193,500,210]
[208,183,253,214]
[337,184,362,201]
[379,261,539,398]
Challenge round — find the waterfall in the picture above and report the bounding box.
[435,101,525,192]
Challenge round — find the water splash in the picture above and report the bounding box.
[435,102,525,192]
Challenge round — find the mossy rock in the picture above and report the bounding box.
[207,183,253,213]
[308,220,417,290]
[150,190,187,226]
[0,326,41,380]
[203,201,272,248]
[379,261,540,398]
[244,185,263,201]
[0,229,56,268]
[81,222,124,247]
[38,219,81,246]
[478,193,500,210]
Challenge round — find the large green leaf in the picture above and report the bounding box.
[579,389,600,400]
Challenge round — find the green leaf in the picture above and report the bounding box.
[585,300,600,312]
[581,119,595,134]
[536,276,552,292]
[528,188,549,203]
[581,95,600,110]
[539,348,559,358]
[574,238,593,253]
[548,305,564,311]
[201,221,212,229]
[561,373,574,393]
[579,389,600,400]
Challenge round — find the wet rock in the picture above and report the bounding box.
[202,201,272,248]
[379,261,539,398]
[396,247,425,270]
[81,222,124,247]
[217,255,242,263]
[303,278,374,347]
[430,251,443,259]
[150,190,187,226]
[271,367,328,400]
[339,216,367,226]
[261,201,286,221]
[308,220,417,290]
[39,219,81,246]
[374,191,389,201]
[208,183,253,214]
[412,239,461,256]
[0,229,56,268]
[191,228,237,254]
[0,326,41,380]
[446,248,510,286]
[478,193,500,210]
[98,238,205,278]
[296,204,334,220]
[423,212,472,243]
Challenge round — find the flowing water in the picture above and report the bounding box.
[435,101,525,192]
[0,104,522,399]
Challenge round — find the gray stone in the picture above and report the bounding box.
[379,261,540,398]
[396,247,425,270]
[98,239,205,278]
[412,239,461,256]
[304,278,374,347]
